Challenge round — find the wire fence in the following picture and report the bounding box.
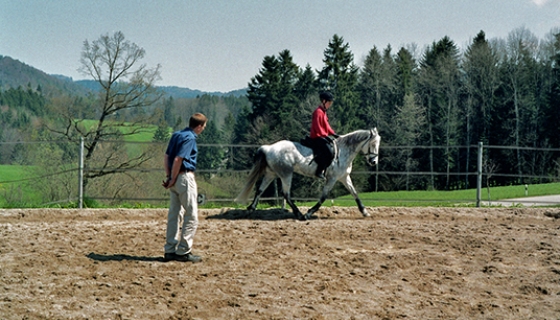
[1,139,559,208]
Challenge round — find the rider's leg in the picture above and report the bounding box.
[314,138,330,179]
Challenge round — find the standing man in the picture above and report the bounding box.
[310,91,337,179]
[162,113,207,262]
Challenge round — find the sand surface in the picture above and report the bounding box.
[1,206,559,319]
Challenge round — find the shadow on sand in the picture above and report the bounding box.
[205,208,316,221]
[86,252,164,262]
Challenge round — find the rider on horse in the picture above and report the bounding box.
[309,91,338,179]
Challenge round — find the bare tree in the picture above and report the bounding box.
[48,31,163,192]
[503,27,539,182]
[483,157,499,204]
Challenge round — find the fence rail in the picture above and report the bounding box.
[1,139,559,208]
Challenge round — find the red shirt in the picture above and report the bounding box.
[310,105,335,138]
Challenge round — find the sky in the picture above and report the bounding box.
[1,0,560,93]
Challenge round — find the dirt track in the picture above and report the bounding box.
[1,206,560,319]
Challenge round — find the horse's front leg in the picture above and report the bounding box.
[304,179,337,220]
[283,191,304,220]
[340,174,369,217]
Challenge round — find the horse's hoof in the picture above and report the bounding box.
[296,212,308,221]
[361,209,370,217]
[246,206,255,212]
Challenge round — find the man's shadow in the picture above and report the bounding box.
[86,252,164,262]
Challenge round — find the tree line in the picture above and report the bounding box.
[232,28,560,193]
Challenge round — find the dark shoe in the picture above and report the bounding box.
[174,253,202,263]
[163,252,177,262]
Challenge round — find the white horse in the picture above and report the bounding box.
[235,128,381,220]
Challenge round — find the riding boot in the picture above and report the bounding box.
[315,166,326,180]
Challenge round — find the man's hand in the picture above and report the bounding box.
[162,177,174,189]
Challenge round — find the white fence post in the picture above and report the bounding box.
[476,141,483,207]
[78,137,84,209]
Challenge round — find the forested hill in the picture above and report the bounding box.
[0,55,90,97]
[74,80,246,98]
[0,55,246,98]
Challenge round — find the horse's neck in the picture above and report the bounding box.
[336,130,369,164]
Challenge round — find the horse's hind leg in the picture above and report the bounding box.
[278,173,304,220]
[304,179,337,220]
[247,172,276,212]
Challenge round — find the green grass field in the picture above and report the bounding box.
[319,182,560,207]
[0,164,35,182]
[79,119,171,142]
[0,164,44,207]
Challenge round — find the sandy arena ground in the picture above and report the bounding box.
[1,206,560,319]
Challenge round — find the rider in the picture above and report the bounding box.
[310,91,337,179]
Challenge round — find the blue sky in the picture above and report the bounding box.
[1,0,559,92]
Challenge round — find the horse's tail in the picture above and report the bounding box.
[235,148,267,204]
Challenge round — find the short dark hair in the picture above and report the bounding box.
[189,113,207,128]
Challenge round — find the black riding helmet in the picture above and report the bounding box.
[319,91,334,102]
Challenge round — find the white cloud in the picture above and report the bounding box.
[532,0,549,6]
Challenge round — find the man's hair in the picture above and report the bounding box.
[189,113,207,128]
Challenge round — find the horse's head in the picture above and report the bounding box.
[362,128,380,166]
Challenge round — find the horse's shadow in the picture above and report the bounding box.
[86,252,164,262]
[205,208,316,221]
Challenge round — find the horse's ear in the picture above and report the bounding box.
[370,128,377,136]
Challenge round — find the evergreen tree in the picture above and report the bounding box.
[395,46,417,106]
[197,120,224,173]
[462,30,500,187]
[294,65,318,135]
[246,49,302,144]
[317,34,362,134]
[417,36,462,190]
[389,93,426,190]
[544,32,560,148]
[163,96,175,128]
[358,45,398,139]
[152,121,170,142]
[498,27,541,182]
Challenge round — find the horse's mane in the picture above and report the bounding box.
[337,130,372,148]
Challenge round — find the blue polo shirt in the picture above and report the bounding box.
[165,127,198,172]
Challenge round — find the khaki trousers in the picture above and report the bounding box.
[164,172,198,255]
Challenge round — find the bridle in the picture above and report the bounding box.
[363,129,379,165]
[332,129,379,165]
